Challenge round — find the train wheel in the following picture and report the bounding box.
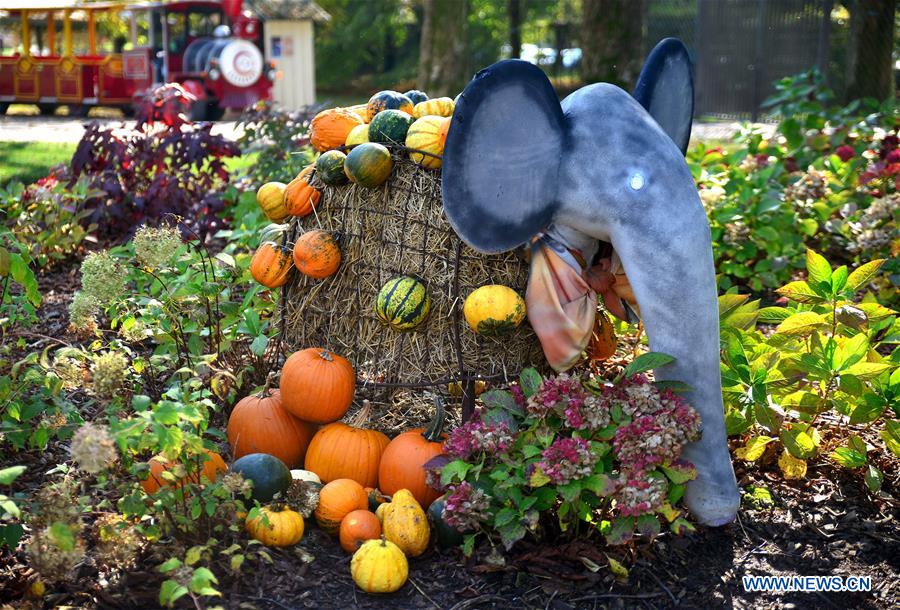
[206,102,225,122]
[67,105,90,118]
[189,100,209,122]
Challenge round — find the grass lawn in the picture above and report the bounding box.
[0,141,76,186]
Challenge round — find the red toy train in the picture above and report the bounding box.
[0,0,273,119]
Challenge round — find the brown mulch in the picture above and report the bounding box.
[0,266,897,610]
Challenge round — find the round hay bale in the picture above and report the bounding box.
[281,154,545,405]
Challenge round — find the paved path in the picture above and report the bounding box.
[0,115,243,143]
[0,114,773,145]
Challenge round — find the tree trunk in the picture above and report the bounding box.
[417,0,470,96]
[846,0,896,101]
[508,0,522,59]
[580,0,647,90]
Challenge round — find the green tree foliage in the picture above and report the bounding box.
[315,0,418,92]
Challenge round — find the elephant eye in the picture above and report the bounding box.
[629,172,646,191]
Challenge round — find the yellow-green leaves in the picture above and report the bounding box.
[846,258,886,292]
[734,436,774,461]
[778,450,807,479]
[775,311,828,335]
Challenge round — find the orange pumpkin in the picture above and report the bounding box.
[588,311,617,362]
[139,448,227,494]
[304,401,390,488]
[292,230,341,279]
[284,165,321,217]
[310,107,364,152]
[339,509,382,553]
[378,398,446,507]
[280,348,355,423]
[250,242,293,288]
[226,388,316,468]
[315,478,368,534]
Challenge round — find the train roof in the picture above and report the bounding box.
[0,1,125,10]
[0,0,224,12]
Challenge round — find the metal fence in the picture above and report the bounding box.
[645,0,859,120]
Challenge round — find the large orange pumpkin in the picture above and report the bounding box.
[280,348,355,423]
[226,388,316,468]
[292,230,341,279]
[250,242,293,288]
[284,165,321,217]
[378,398,446,507]
[304,401,390,488]
[139,448,227,494]
[339,509,382,553]
[315,478,368,534]
[310,107,364,152]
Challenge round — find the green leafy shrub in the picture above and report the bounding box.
[236,101,315,185]
[721,249,898,489]
[690,69,898,294]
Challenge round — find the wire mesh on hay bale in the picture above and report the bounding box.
[280,150,546,410]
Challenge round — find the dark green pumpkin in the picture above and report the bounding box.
[230,453,291,502]
[366,90,414,121]
[344,142,393,187]
[368,110,415,145]
[375,275,431,331]
[404,89,429,105]
[428,497,465,548]
[316,150,348,186]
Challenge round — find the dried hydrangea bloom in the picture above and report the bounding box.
[612,392,701,472]
[70,422,117,473]
[784,167,832,209]
[723,221,750,246]
[443,416,514,461]
[52,353,87,390]
[29,479,81,531]
[614,472,667,517]
[525,373,610,432]
[536,437,599,485]
[27,525,86,583]
[67,291,99,332]
[80,251,125,303]
[94,513,141,569]
[90,351,129,398]
[133,225,182,269]
[443,481,491,532]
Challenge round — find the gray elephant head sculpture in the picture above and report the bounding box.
[441,38,740,526]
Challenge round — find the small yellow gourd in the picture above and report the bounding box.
[245,507,305,547]
[350,536,409,593]
[256,182,288,222]
[463,285,527,336]
[412,97,455,119]
[381,488,430,557]
[345,123,370,147]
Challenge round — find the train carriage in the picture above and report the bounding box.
[0,0,273,119]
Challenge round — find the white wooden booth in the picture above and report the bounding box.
[251,0,329,109]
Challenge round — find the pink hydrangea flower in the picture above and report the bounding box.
[443,416,514,461]
[525,373,610,431]
[443,482,490,532]
[536,437,599,485]
[614,472,667,517]
[835,145,855,162]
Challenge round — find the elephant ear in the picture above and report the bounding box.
[442,60,564,254]
[632,38,694,155]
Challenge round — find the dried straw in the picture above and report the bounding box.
[281,152,546,410]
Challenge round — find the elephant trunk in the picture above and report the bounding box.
[608,200,740,526]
